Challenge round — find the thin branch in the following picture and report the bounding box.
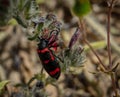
[85,15,120,56]
[84,39,107,71]
[78,20,107,71]
[107,0,115,68]
[111,72,118,97]
[107,0,118,96]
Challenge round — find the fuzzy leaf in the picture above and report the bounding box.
[28,23,43,40]
[14,15,27,28]
[37,23,44,31]
[28,32,39,40]
[8,18,18,26]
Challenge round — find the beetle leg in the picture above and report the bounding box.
[49,49,64,63]
[49,41,59,51]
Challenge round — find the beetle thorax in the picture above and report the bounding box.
[38,39,48,50]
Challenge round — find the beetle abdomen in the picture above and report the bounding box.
[37,48,61,79]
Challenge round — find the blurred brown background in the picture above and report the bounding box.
[0,0,120,97]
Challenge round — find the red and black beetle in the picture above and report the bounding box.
[37,34,61,79]
[32,14,62,79]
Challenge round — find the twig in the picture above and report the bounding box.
[27,76,36,86]
[78,20,107,71]
[107,0,118,96]
[107,0,114,68]
[85,15,120,56]
[83,39,107,71]
[111,72,118,97]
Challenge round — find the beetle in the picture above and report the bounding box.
[31,14,62,79]
[37,35,61,79]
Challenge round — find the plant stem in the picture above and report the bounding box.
[111,72,118,97]
[78,20,107,71]
[27,76,36,86]
[107,0,115,68]
[107,0,118,96]
[84,39,107,71]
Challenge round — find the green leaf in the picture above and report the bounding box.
[28,32,39,40]
[28,23,43,40]
[8,18,18,26]
[37,23,44,31]
[0,80,10,94]
[35,73,46,80]
[72,0,91,18]
[18,0,24,10]
[14,15,27,28]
